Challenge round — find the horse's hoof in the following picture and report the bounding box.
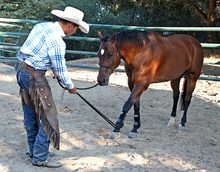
[177,124,186,132]
[110,131,121,139]
[167,117,175,127]
[128,131,138,138]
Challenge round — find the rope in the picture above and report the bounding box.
[57,78,98,90]
[77,83,99,90]
[57,78,118,129]
[75,92,117,129]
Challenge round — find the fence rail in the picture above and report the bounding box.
[0,18,219,81]
[1,18,220,31]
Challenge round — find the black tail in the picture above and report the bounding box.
[180,77,187,111]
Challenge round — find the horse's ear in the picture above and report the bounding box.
[112,32,116,42]
[98,31,103,40]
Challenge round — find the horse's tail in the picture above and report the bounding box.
[180,77,187,111]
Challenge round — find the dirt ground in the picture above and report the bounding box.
[0,58,219,172]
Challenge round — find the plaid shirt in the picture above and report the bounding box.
[17,22,74,89]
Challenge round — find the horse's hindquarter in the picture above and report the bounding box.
[168,35,204,76]
[143,34,204,83]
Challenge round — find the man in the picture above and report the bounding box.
[16,6,89,168]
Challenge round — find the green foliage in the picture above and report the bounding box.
[0,0,219,60]
[97,0,220,42]
[98,0,201,27]
[0,0,65,19]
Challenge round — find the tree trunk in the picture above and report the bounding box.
[188,0,220,43]
[206,0,219,43]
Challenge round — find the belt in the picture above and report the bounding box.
[20,62,46,77]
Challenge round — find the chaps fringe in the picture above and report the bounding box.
[29,76,60,150]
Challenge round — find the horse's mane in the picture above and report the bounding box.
[101,30,149,48]
[116,30,149,47]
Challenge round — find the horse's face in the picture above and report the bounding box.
[97,31,120,86]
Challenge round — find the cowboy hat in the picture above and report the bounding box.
[51,6,89,34]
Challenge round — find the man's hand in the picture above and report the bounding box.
[68,87,77,94]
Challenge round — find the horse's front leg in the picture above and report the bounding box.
[128,100,141,138]
[112,96,133,133]
[112,84,147,138]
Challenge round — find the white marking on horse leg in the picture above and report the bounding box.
[110,131,121,139]
[177,123,186,132]
[128,132,138,138]
[167,117,175,127]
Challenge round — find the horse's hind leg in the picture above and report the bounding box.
[178,76,197,131]
[128,100,141,138]
[167,77,181,127]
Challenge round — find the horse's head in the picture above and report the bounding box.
[97,31,121,86]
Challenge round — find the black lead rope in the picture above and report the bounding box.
[57,78,118,130]
[77,83,99,90]
[75,92,118,129]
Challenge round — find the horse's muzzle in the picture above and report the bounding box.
[98,77,109,86]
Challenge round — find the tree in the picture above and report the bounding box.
[186,0,220,42]
[0,0,64,20]
[98,0,220,43]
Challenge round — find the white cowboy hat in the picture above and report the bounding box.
[51,6,89,34]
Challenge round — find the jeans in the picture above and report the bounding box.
[16,66,49,163]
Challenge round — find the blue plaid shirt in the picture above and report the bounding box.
[17,21,74,89]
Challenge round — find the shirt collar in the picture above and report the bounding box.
[54,21,66,37]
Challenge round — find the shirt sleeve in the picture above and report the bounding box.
[48,44,74,89]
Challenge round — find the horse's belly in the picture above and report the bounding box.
[149,59,188,83]
[151,72,183,83]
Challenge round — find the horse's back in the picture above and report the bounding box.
[169,34,203,54]
[149,32,203,58]
[143,32,204,82]
[151,32,204,65]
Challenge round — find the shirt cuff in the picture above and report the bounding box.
[67,82,75,90]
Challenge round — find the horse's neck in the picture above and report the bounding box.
[118,48,131,65]
[116,38,133,65]
[114,38,123,67]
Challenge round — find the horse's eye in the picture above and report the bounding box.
[108,53,113,58]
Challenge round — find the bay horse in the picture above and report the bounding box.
[97,30,204,138]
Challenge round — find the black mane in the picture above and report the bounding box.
[116,30,149,47]
[100,30,149,48]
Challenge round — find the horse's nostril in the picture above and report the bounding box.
[98,81,103,86]
[97,79,104,86]
[103,78,106,84]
